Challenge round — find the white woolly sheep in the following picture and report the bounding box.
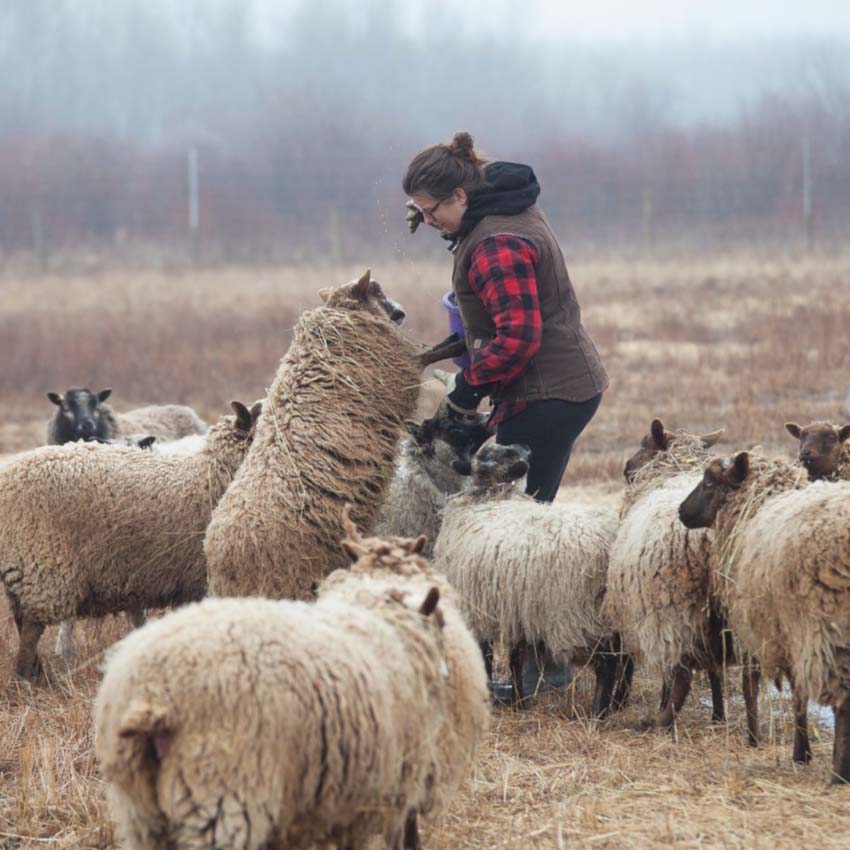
[46,386,207,445]
[602,418,738,732]
[95,519,489,850]
[205,270,422,601]
[433,443,624,716]
[372,414,490,556]
[1,401,261,682]
[680,452,850,782]
[785,420,850,481]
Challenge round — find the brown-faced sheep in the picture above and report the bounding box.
[205,270,422,601]
[679,453,850,782]
[602,418,737,732]
[785,420,850,481]
[1,401,261,682]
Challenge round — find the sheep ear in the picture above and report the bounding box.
[352,269,371,300]
[97,388,112,403]
[785,422,802,439]
[230,401,253,432]
[508,460,529,480]
[138,436,156,450]
[250,401,263,422]
[730,451,750,484]
[650,418,668,450]
[47,392,63,406]
[700,429,723,449]
[451,458,472,476]
[419,587,440,617]
[409,535,427,554]
[318,287,333,303]
[839,424,850,443]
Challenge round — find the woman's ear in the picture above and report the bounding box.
[454,187,468,207]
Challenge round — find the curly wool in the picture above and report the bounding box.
[205,307,421,600]
[434,488,619,667]
[0,413,252,629]
[321,525,490,818]
[712,459,850,705]
[95,589,452,849]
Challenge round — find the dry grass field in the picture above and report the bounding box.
[2,251,850,849]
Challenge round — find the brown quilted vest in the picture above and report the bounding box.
[452,204,608,404]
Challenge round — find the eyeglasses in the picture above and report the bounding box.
[420,197,449,219]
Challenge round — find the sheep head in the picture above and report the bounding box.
[624,418,723,483]
[47,386,114,442]
[679,452,750,529]
[786,421,850,480]
[318,269,406,324]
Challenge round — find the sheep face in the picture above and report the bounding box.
[786,421,850,480]
[319,269,406,324]
[471,443,531,488]
[406,415,491,478]
[624,418,723,482]
[47,387,114,443]
[679,453,750,529]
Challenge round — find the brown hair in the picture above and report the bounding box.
[402,131,489,199]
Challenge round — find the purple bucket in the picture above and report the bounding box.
[442,291,471,368]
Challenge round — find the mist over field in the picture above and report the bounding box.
[3,0,850,265]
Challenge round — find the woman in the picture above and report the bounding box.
[404,131,608,503]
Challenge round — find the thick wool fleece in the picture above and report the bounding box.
[95,590,450,850]
[0,414,252,627]
[714,463,850,707]
[205,307,420,600]
[434,489,619,665]
[373,437,471,557]
[320,535,490,817]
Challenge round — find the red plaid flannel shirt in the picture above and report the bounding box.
[463,234,543,425]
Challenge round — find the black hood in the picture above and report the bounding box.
[447,161,541,249]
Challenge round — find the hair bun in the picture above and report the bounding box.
[450,131,476,161]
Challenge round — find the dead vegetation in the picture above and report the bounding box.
[2,251,850,847]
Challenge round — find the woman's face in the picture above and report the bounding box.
[411,188,468,235]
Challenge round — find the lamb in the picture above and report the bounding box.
[46,386,207,445]
[372,414,491,556]
[679,452,850,782]
[94,518,489,850]
[0,400,261,681]
[205,270,422,601]
[433,443,624,716]
[602,418,738,731]
[785,420,850,481]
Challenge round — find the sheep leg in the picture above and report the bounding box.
[591,649,619,720]
[612,653,635,712]
[658,665,692,727]
[742,655,761,747]
[509,640,528,709]
[128,608,147,629]
[791,681,812,765]
[707,668,725,722]
[15,617,45,682]
[479,640,494,684]
[659,679,672,712]
[55,619,76,660]
[706,615,727,722]
[831,701,850,784]
[403,809,421,850]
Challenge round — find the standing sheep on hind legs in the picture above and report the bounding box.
[205,270,422,600]
[679,452,850,783]
[95,516,489,850]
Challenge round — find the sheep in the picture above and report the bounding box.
[785,420,850,481]
[372,414,491,556]
[46,386,207,445]
[602,418,739,732]
[433,443,624,716]
[0,400,261,682]
[94,519,488,850]
[678,452,850,782]
[205,270,422,601]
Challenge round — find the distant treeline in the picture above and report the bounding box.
[2,0,850,262]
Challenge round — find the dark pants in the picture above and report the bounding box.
[496,393,602,503]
